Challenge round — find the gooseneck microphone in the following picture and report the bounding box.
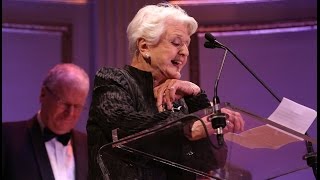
[204,33,281,102]
[205,33,229,146]
[204,32,317,179]
[204,33,225,49]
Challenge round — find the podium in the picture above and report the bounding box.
[97,102,317,180]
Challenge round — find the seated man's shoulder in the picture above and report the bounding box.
[3,120,29,129]
[73,129,87,139]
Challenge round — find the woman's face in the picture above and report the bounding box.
[149,20,191,81]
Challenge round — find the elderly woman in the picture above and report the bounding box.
[87,2,244,180]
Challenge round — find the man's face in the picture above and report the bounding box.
[40,82,88,134]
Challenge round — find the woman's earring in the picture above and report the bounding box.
[144,53,151,64]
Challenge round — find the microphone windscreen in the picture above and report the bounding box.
[204,41,215,49]
[204,33,216,43]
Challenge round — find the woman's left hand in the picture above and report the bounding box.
[185,108,245,141]
[221,108,245,133]
[154,79,200,112]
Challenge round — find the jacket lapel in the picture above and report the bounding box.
[72,131,88,180]
[27,117,55,180]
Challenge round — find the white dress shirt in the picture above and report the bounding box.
[37,111,75,180]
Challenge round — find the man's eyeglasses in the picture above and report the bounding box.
[44,86,86,112]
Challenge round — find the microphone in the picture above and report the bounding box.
[204,32,216,43]
[204,33,281,102]
[204,32,317,178]
[205,33,229,146]
[204,33,225,49]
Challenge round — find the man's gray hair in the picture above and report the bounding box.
[43,63,89,92]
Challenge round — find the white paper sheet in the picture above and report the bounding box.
[224,97,317,149]
[267,97,317,134]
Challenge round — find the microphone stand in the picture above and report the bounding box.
[204,33,317,179]
[209,49,229,146]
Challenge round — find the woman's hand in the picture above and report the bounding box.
[154,79,200,112]
[221,107,245,133]
[185,108,245,141]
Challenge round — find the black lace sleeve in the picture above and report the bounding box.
[87,67,191,137]
[184,89,211,113]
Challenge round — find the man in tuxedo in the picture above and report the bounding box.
[2,63,90,180]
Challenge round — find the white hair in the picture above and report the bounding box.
[127,2,198,57]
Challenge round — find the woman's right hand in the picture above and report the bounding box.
[154,79,200,112]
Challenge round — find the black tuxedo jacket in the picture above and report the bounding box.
[2,115,88,180]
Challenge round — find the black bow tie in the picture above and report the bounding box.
[43,127,71,146]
